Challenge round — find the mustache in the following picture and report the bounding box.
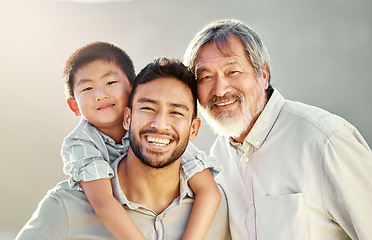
[139,129,179,142]
[207,92,243,108]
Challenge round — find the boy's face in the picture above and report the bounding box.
[124,77,201,169]
[67,60,131,131]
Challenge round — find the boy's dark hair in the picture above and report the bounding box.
[63,41,135,99]
[129,57,198,119]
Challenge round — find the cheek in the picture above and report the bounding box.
[116,90,130,105]
[75,96,88,109]
[197,84,209,107]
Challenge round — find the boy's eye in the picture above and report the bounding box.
[107,81,118,85]
[81,87,93,92]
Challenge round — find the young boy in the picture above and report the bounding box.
[61,41,222,239]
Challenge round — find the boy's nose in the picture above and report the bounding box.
[95,88,109,101]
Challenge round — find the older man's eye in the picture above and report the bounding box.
[198,75,212,82]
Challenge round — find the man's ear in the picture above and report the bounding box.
[189,118,201,141]
[67,98,81,117]
[123,107,131,130]
[261,64,270,89]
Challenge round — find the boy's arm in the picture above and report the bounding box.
[80,179,146,240]
[181,141,222,180]
[182,169,221,240]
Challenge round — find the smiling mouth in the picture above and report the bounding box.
[97,103,115,110]
[214,99,237,107]
[146,136,171,146]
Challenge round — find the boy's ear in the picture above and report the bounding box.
[67,98,81,117]
[189,118,201,141]
[123,107,131,130]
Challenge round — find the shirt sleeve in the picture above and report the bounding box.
[15,191,69,240]
[322,130,372,240]
[61,126,114,188]
[181,141,222,182]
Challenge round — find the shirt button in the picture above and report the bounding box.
[255,141,260,146]
[243,157,249,163]
[249,199,253,205]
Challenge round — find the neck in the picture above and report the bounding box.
[118,148,180,214]
[232,109,262,143]
[99,124,126,144]
[232,91,269,143]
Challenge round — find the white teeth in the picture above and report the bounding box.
[216,100,235,107]
[147,137,170,146]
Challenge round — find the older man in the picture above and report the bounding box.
[184,19,372,240]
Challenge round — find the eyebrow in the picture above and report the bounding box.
[101,70,120,78]
[170,103,190,112]
[76,70,120,87]
[196,59,241,74]
[137,98,190,112]
[137,98,156,104]
[225,59,240,66]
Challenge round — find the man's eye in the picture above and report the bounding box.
[140,107,155,111]
[198,75,212,82]
[171,111,184,116]
[229,70,240,75]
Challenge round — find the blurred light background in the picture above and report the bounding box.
[1,0,371,238]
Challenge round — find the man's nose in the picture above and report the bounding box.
[213,74,231,97]
[150,112,170,130]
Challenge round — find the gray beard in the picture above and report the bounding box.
[198,88,266,138]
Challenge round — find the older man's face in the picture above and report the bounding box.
[195,36,269,141]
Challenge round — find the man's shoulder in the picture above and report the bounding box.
[47,180,90,206]
[281,99,355,139]
[16,180,114,240]
[39,180,89,215]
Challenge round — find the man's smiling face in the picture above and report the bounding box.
[125,77,199,169]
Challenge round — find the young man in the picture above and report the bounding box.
[15,57,231,240]
[61,41,220,239]
[184,19,372,240]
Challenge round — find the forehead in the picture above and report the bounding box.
[73,60,128,85]
[195,36,247,71]
[75,60,122,77]
[133,77,193,107]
